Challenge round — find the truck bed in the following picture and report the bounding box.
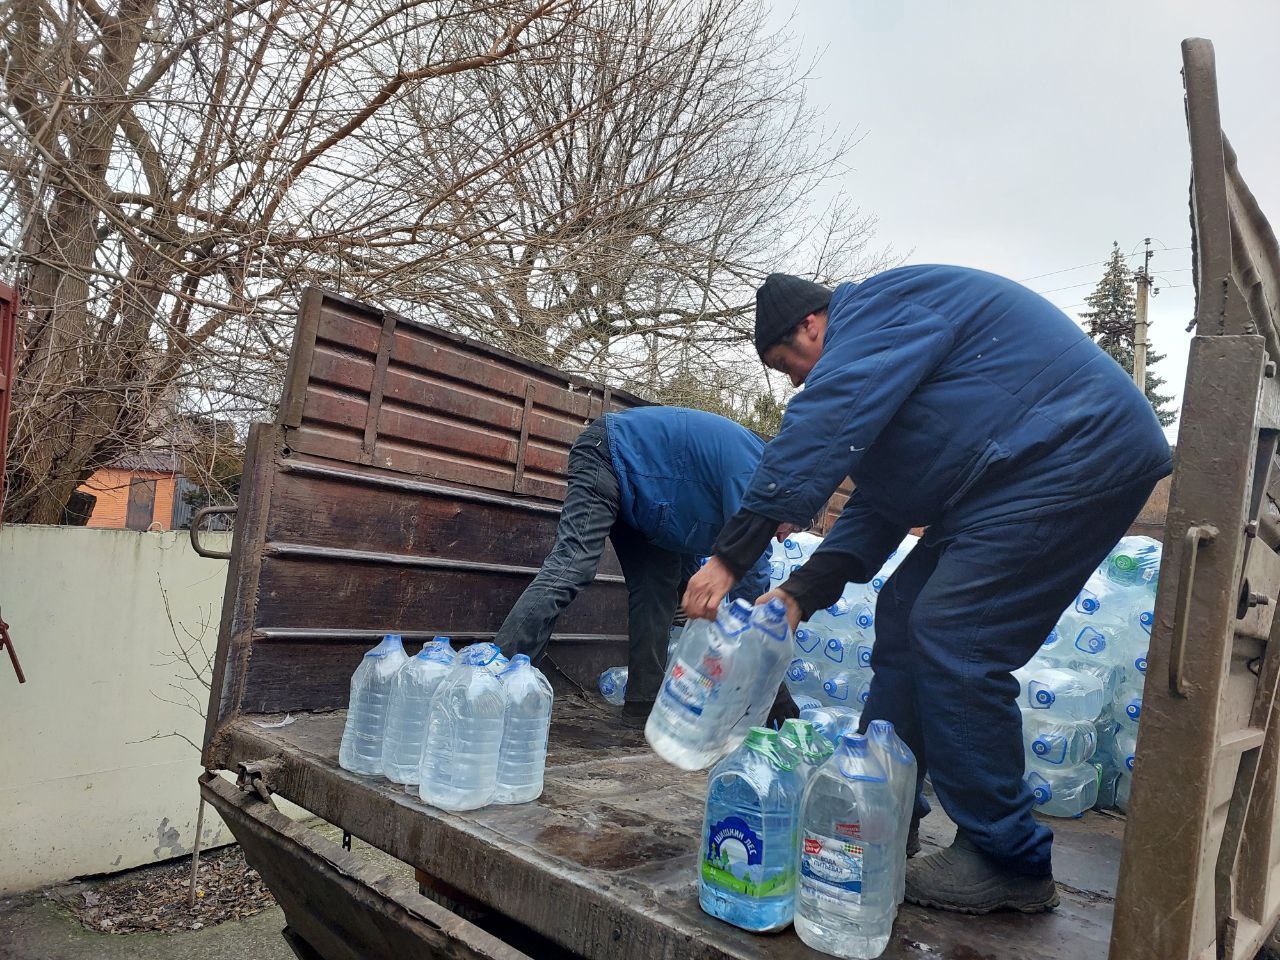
[216,697,1122,960]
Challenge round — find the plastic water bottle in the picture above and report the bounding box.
[823,671,853,704]
[1025,765,1099,817]
[1021,711,1097,767]
[795,627,824,654]
[801,706,861,743]
[1116,692,1142,729]
[647,599,761,770]
[699,727,805,932]
[339,635,409,776]
[1117,771,1133,812]
[1067,659,1124,701]
[381,637,456,784]
[419,643,508,811]
[1114,728,1137,773]
[867,719,916,905]
[778,718,835,778]
[494,654,554,804]
[786,658,825,699]
[734,599,794,733]
[1105,535,1162,587]
[795,735,897,958]
[598,666,627,706]
[1015,665,1104,722]
[487,651,511,674]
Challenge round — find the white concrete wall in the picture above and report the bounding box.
[0,525,240,893]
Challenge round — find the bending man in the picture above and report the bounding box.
[496,405,777,718]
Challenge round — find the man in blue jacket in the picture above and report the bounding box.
[684,267,1171,913]
[496,405,775,717]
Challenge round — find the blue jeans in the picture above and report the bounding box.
[861,476,1158,877]
[495,420,707,704]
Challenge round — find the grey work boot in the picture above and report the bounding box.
[905,831,1059,915]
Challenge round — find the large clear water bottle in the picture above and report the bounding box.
[786,658,825,700]
[867,720,916,905]
[699,727,806,932]
[795,626,824,655]
[1105,535,1162,587]
[646,600,760,771]
[795,735,897,959]
[733,599,794,733]
[1015,665,1104,722]
[1025,765,1099,817]
[494,654,554,805]
[419,643,508,811]
[339,635,408,776]
[800,706,861,743]
[598,666,627,706]
[778,718,835,779]
[1022,711,1097,767]
[381,637,456,784]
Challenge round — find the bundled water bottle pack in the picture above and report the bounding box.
[776,534,917,721]
[1016,535,1161,818]
[697,715,916,958]
[338,636,553,812]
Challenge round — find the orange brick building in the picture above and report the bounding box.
[76,451,180,531]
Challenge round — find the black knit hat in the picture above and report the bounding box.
[754,273,833,357]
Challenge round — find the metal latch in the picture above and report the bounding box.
[236,757,285,803]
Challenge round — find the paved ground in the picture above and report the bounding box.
[0,823,414,960]
[0,893,295,960]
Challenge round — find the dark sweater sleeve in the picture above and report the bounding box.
[783,491,910,618]
[713,509,777,578]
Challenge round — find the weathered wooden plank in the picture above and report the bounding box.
[263,466,622,575]
[219,706,1123,960]
[253,557,626,634]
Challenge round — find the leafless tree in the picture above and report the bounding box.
[1,0,883,523]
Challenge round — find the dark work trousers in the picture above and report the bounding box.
[861,475,1158,877]
[495,419,699,706]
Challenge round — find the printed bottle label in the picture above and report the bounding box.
[701,815,794,898]
[660,657,717,717]
[800,831,863,904]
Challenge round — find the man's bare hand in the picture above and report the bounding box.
[756,588,803,631]
[775,522,800,542]
[682,556,737,620]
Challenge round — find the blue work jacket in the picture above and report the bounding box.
[740,265,1172,569]
[605,407,771,589]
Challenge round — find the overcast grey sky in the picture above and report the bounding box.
[772,1,1280,434]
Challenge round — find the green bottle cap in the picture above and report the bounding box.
[743,727,799,771]
[779,718,835,765]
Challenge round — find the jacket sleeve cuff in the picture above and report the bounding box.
[782,550,861,621]
[713,510,777,578]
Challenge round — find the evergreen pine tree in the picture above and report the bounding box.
[1077,242,1177,426]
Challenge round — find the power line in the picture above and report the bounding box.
[1018,246,1191,285]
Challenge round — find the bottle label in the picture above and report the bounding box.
[701,816,793,898]
[800,831,863,904]
[659,657,718,717]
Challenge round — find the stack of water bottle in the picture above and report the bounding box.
[698,719,916,959]
[337,635,554,812]
[643,595,916,958]
[1016,535,1161,818]
[779,534,917,719]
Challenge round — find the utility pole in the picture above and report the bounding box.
[1133,238,1153,392]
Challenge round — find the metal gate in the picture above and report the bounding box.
[1110,38,1280,960]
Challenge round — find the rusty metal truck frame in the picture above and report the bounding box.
[1109,38,1280,960]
